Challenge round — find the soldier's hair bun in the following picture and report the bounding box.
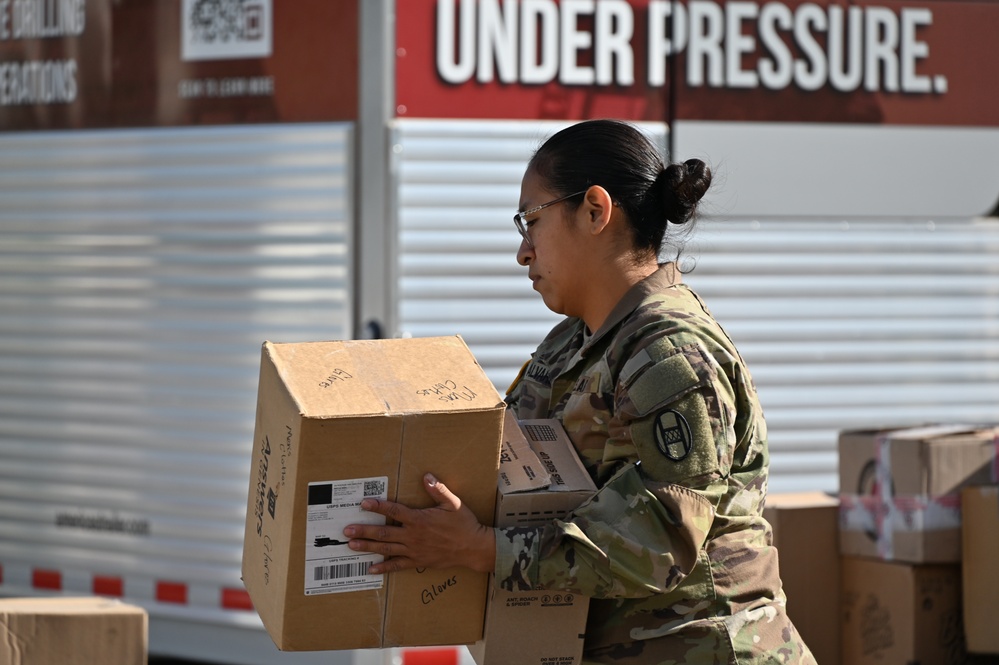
[649,159,712,227]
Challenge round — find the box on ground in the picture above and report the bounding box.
[0,596,147,665]
[841,556,964,665]
[838,424,998,562]
[242,336,506,651]
[961,485,999,655]
[469,414,597,665]
[763,491,841,665]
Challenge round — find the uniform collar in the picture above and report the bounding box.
[580,263,682,354]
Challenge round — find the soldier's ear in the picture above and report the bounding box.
[582,185,614,237]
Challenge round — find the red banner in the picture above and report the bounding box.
[395,0,999,126]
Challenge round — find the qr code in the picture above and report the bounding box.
[188,0,265,45]
[182,0,271,61]
[364,480,386,497]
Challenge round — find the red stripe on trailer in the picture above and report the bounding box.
[156,581,188,604]
[93,575,124,597]
[400,647,460,665]
[32,568,62,590]
[221,587,254,611]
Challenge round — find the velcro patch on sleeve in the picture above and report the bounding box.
[628,346,704,416]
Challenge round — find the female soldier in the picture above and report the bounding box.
[345,119,815,664]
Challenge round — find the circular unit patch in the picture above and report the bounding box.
[653,410,692,461]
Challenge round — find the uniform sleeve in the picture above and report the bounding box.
[618,339,740,489]
[495,462,713,598]
[495,338,741,599]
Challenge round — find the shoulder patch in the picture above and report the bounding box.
[653,410,693,461]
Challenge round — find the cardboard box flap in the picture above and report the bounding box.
[521,420,595,493]
[887,425,998,496]
[886,424,986,441]
[264,336,504,418]
[498,410,551,494]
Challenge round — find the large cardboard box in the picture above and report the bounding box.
[242,336,507,651]
[0,596,147,665]
[469,415,597,665]
[763,492,841,665]
[838,424,998,562]
[841,557,964,665]
[961,485,999,655]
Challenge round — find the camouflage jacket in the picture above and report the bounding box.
[500,264,813,663]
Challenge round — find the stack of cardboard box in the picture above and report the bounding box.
[769,424,999,665]
[469,411,597,665]
[837,425,998,665]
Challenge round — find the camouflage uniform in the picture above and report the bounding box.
[500,264,815,664]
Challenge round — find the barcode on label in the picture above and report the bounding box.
[314,561,371,581]
[364,480,386,497]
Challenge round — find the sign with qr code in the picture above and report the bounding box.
[305,476,388,595]
[0,0,357,129]
[181,0,273,62]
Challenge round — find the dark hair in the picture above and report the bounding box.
[528,119,712,256]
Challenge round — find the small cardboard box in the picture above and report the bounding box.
[241,336,506,651]
[469,416,597,665]
[838,424,998,562]
[961,485,999,655]
[841,557,965,665]
[0,596,147,665]
[763,492,841,665]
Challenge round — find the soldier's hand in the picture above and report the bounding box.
[343,473,496,574]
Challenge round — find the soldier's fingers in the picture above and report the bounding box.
[424,473,461,512]
[346,536,407,558]
[359,497,415,523]
[342,523,405,542]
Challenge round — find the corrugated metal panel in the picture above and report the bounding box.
[0,124,352,632]
[394,118,999,494]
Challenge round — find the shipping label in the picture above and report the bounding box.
[305,476,387,595]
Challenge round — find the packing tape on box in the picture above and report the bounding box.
[839,493,962,534]
[875,435,893,559]
[837,435,964,560]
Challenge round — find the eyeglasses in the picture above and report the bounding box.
[514,190,587,248]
